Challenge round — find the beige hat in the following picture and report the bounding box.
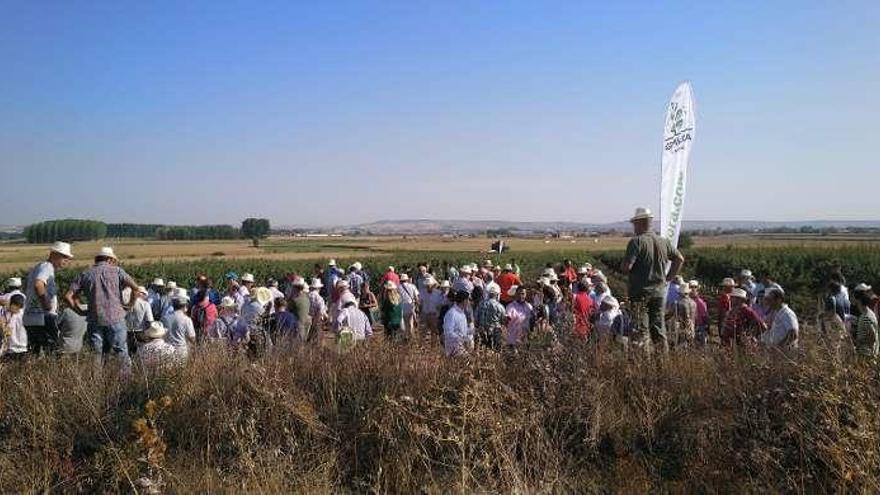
[220,296,237,308]
[688,279,700,289]
[96,246,117,259]
[5,277,22,288]
[291,276,306,287]
[487,283,502,295]
[241,273,255,283]
[400,273,410,282]
[309,278,323,289]
[353,262,363,271]
[730,288,748,300]
[143,321,167,339]
[425,277,438,286]
[252,287,273,306]
[630,207,654,222]
[336,280,350,289]
[720,278,736,288]
[166,281,178,290]
[503,263,514,271]
[679,284,692,295]
[50,241,74,258]
[328,259,337,266]
[439,280,451,289]
[151,278,165,287]
[459,265,472,274]
[173,287,190,302]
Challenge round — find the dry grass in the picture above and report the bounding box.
[0,332,877,493]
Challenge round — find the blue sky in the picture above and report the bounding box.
[2,1,878,226]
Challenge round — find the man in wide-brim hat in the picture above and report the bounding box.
[620,207,685,353]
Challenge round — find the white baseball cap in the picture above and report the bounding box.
[328,259,337,266]
[241,273,255,283]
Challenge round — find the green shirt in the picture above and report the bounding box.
[292,292,312,331]
[381,300,402,327]
[624,232,680,299]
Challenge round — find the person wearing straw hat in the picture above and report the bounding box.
[670,283,697,349]
[306,278,326,342]
[721,288,766,348]
[210,296,239,341]
[381,281,403,341]
[126,285,155,333]
[137,321,177,368]
[620,207,684,353]
[398,273,420,339]
[22,241,74,355]
[475,282,505,350]
[3,277,23,298]
[65,247,140,367]
[238,286,274,357]
[418,276,443,335]
[147,278,165,319]
[162,291,196,360]
[717,277,736,339]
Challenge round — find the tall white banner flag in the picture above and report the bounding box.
[660,82,696,248]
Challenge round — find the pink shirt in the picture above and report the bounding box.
[506,301,533,346]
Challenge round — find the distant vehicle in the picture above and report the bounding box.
[490,239,507,254]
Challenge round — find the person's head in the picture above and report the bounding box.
[172,298,188,311]
[225,272,239,290]
[515,286,527,302]
[165,281,178,294]
[219,296,237,314]
[828,281,842,294]
[425,278,437,292]
[240,273,255,288]
[194,290,208,305]
[7,294,24,314]
[576,280,591,293]
[764,287,785,310]
[48,242,74,269]
[274,297,287,312]
[439,281,451,294]
[453,290,470,307]
[729,288,749,307]
[600,296,619,313]
[721,278,735,294]
[196,275,210,289]
[594,281,607,294]
[853,285,875,311]
[136,286,149,300]
[564,259,573,268]
[629,207,653,235]
[419,264,428,275]
[487,284,501,300]
[344,300,357,310]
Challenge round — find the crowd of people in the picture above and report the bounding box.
[0,207,877,369]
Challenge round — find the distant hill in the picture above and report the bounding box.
[275,219,880,235]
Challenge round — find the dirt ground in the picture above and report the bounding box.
[1,233,878,273]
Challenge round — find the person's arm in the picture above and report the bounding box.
[621,239,638,274]
[666,249,685,283]
[64,276,87,316]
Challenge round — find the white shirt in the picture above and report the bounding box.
[0,297,26,354]
[336,305,372,341]
[126,298,154,331]
[163,310,196,354]
[398,282,419,315]
[138,339,178,368]
[761,304,799,349]
[23,261,57,326]
[443,304,472,357]
[420,289,445,314]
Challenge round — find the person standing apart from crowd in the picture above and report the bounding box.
[66,247,140,368]
[760,288,799,351]
[851,285,879,357]
[23,242,74,356]
[443,290,473,357]
[620,208,684,353]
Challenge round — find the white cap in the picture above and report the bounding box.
[425,276,437,286]
[854,283,872,293]
[241,273,255,283]
[166,281,178,290]
[96,246,117,259]
[353,262,363,271]
[328,259,337,266]
[400,273,409,282]
[720,278,736,287]
[173,287,190,302]
[292,276,307,287]
[143,321,167,339]
[459,266,472,274]
[503,263,513,271]
[151,278,165,287]
[50,241,73,258]
[688,280,700,289]
[439,280,451,289]
[487,283,501,295]
[577,266,590,275]
[309,278,323,288]
[739,269,754,279]
[630,207,654,222]
[220,296,237,308]
[6,277,22,288]
[336,280,350,289]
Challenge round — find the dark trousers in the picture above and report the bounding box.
[25,314,59,356]
[630,295,669,353]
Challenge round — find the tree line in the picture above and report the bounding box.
[24,219,271,243]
